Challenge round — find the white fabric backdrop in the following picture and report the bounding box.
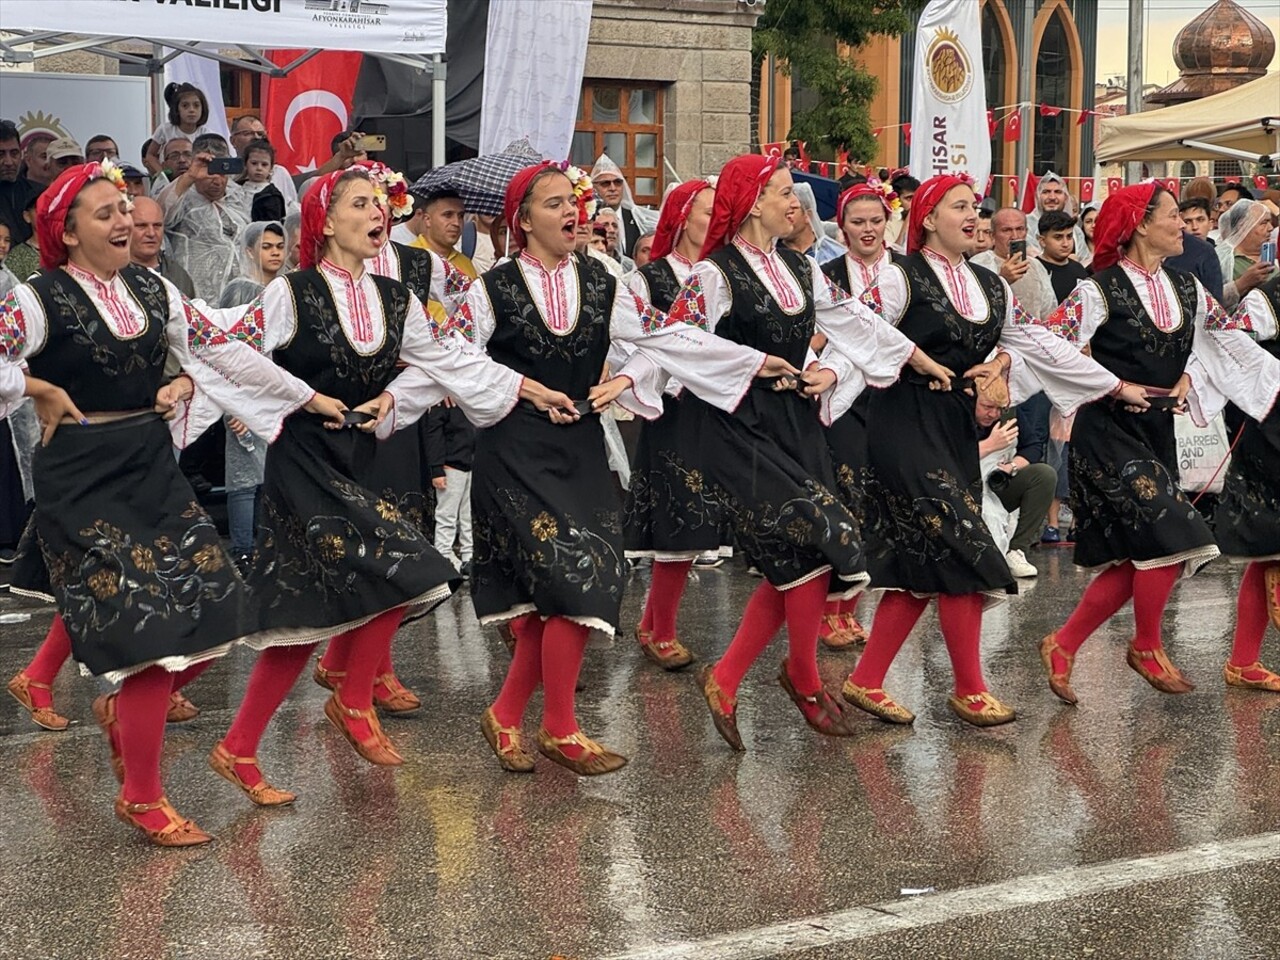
[479,0,593,159]
[164,50,230,141]
[908,0,991,190]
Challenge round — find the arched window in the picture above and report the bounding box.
[982,3,1009,202]
[1179,160,1197,180]
[1034,9,1072,175]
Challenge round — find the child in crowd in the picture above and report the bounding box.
[149,82,214,149]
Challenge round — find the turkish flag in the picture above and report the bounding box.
[818,162,829,177]
[902,123,912,146]
[762,141,787,158]
[1079,178,1095,203]
[1020,172,1040,213]
[1254,175,1270,191]
[796,140,809,165]
[1007,176,1019,198]
[1225,175,1241,185]
[1003,110,1021,143]
[1164,177,1180,195]
[1107,176,1123,195]
[1038,103,1062,118]
[836,148,849,178]
[262,50,363,174]
[1076,110,1091,127]
[987,109,997,139]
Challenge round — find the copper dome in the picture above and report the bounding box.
[1148,0,1276,105]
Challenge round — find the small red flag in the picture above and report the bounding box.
[872,128,884,139]
[1020,172,1040,213]
[1003,110,1021,143]
[1038,103,1062,118]
[1164,177,1180,195]
[1106,176,1123,195]
[1076,110,1091,127]
[837,148,850,178]
[983,175,994,199]
[761,142,786,158]
[1254,174,1270,191]
[902,123,912,146]
[818,161,829,177]
[987,109,997,139]
[1007,176,1019,198]
[1079,178,1095,203]
[1225,175,1241,185]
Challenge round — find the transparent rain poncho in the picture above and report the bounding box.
[792,181,847,265]
[1216,199,1277,308]
[164,184,252,301]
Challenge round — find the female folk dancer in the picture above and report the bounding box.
[211,166,574,804]
[659,154,957,750]
[624,178,717,670]
[815,179,904,650]
[829,174,1145,727]
[0,161,346,845]
[1039,183,1228,702]
[465,162,796,774]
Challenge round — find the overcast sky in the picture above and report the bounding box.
[1095,0,1279,85]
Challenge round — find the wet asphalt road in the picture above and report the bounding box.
[1,548,1278,960]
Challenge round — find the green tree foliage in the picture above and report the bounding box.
[754,0,919,161]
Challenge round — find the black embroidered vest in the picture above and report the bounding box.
[705,244,815,369]
[638,258,683,312]
[1088,265,1197,389]
[479,256,614,397]
[391,241,434,304]
[895,254,1006,373]
[25,265,170,412]
[821,250,904,298]
[1254,275,1280,358]
[276,270,407,407]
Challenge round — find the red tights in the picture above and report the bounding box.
[491,615,590,754]
[639,559,693,642]
[711,576,828,701]
[22,615,74,709]
[848,591,988,697]
[1229,562,1274,672]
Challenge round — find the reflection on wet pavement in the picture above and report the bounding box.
[1,551,1277,959]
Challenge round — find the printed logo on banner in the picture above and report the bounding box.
[15,110,72,148]
[924,28,974,104]
[303,0,391,25]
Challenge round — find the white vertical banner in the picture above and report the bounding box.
[164,49,230,140]
[908,0,990,190]
[479,0,593,159]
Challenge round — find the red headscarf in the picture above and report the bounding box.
[1090,182,1159,273]
[299,167,371,270]
[650,179,711,260]
[836,183,893,226]
[905,174,975,254]
[699,154,780,261]
[503,161,557,251]
[36,162,128,271]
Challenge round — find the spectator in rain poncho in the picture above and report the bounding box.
[783,181,846,265]
[162,134,251,301]
[213,220,287,566]
[283,208,303,271]
[590,153,658,257]
[1215,198,1280,310]
[1025,172,1087,261]
[0,262,38,540]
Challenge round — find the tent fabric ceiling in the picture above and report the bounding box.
[1096,72,1280,163]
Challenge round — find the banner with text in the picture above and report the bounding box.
[908,0,990,191]
[1,0,446,56]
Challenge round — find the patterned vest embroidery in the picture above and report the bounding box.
[393,242,434,304]
[639,258,683,312]
[707,244,815,368]
[1090,266,1196,389]
[895,254,1005,372]
[26,265,170,411]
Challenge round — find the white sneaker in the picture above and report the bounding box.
[1005,549,1038,578]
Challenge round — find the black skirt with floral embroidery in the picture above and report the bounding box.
[471,403,625,633]
[31,415,252,680]
[249,413,460,640]
[7,515,53,603]
[1212,404,1280,560]
[1069,400,1218,572]
[624,393,724,557]
[825,393,872,529]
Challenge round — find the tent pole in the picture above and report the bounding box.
[432,53,447,169]
[1126,0,1143,185]
[151,43,167,132]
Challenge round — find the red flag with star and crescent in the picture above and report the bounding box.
[262,50,363,175]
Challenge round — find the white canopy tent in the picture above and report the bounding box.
[1096,72,1280,168]
[0,0,450,164]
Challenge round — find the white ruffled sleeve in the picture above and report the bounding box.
[166,277,315,448]
[0,286,43,403]
[812,259,917,387]
[379,292,522,438]
[1185,285,1280,425]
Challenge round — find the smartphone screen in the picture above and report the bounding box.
[206,156,244,176]
[1261,240,1277,265]
[1008,239,1027,260]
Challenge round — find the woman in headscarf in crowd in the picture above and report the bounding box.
[211,165,573,806]
[0,160,347,846]
[1201,276,1280,691]
[815,179,904,650]
[1037,182,1257,703]
[312,161,471,716]
[1079,203,1099,268]
[1216,198,1279,309]
[650,153,955,750]
[821,174,1144,728]
[624,177,716,670]
[283,208,302,271]
[215,220,288,569]
[459,161,795,775]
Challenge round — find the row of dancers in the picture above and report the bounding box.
[1,154,1277,848]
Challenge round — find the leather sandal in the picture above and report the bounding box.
[313,661,344,692]
[165,691,200,724]
[696,663,744,751]
[496,622,518,656]
[840,680,915,725]
[818,614,858,651]
[535,728,628,776]
[208,741,297,806]
[481,707,535,772]
[778,661,854,736]
[92,692,125,784]
[323,692,403,765]
[948,691,1017,727]
[842,614,868,645]
[1040,633,1078,705]
[1223,661,1280,693]
[7,671,71,731]
[114,794,213,847]
[636,627,695,671]
[1127,645,1194,694]
[374,673,422,714]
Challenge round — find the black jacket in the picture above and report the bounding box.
[1163,232,1224,303]
[425,402,476,477]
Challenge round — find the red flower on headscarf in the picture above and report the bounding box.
[299,167,362,270]
[650,179,711,261]
[1090,182,1158,273]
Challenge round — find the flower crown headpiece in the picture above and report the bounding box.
[360,161,415,220]
[555,161,597,223]
[864,176,903,214]
[95,158,132,211]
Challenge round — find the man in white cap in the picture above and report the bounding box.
[590,154,656,257]
[1025,172,1087,260]
[46,138,85,177]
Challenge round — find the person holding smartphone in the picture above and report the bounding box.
[970,207,1056,321]
[158,133,250,301]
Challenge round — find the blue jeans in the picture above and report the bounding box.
[227,486,259,557]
